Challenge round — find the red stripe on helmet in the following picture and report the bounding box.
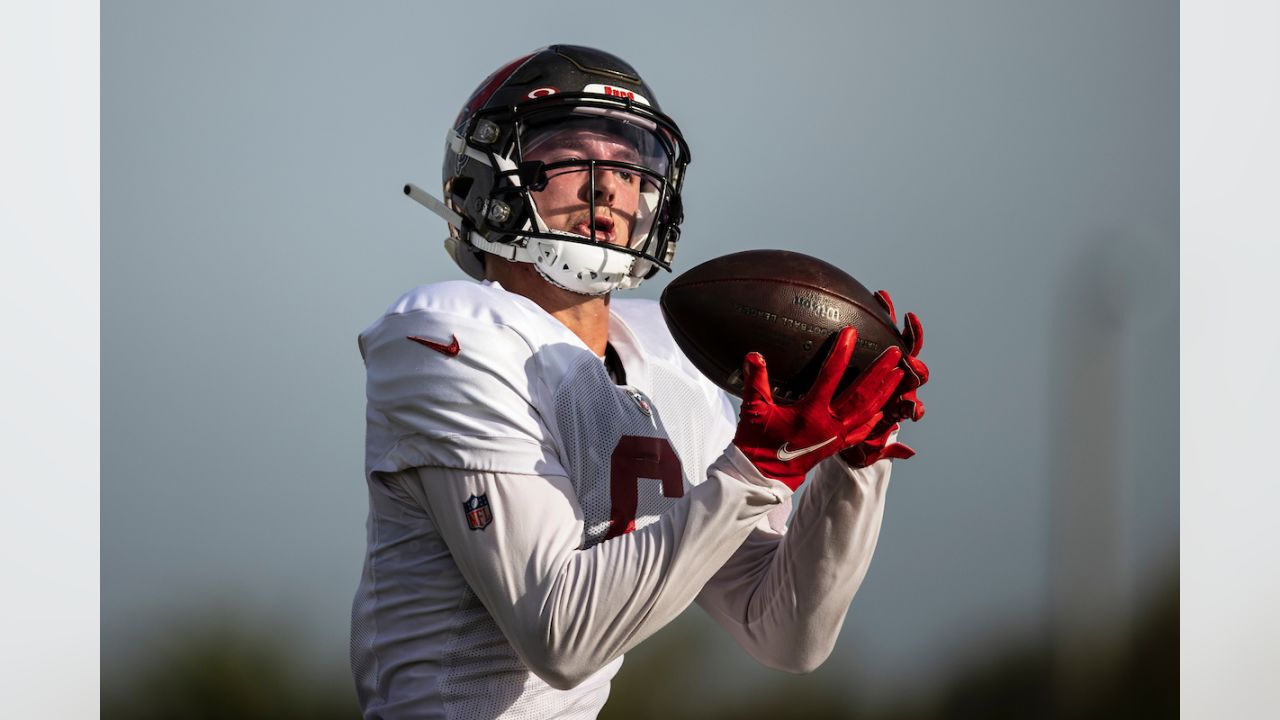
[453,52,535,129]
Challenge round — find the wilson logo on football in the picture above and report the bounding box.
[584,83,650,106]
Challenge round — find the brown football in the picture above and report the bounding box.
[660,249,905,402]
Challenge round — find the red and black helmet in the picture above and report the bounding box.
[438,45,691,291]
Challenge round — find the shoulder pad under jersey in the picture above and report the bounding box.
[359,281,577,477]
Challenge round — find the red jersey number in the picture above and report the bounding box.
[604,435,684,540]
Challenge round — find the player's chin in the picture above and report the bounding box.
[605,229,633,248]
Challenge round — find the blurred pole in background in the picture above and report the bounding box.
[1049,233,1138,715]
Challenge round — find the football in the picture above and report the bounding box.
[660,249,905,402]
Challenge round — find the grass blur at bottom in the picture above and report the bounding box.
[102,575,1174,719]
[604,576,1175,720]
[101,613,358,720]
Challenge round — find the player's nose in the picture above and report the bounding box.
[591,165,620,206]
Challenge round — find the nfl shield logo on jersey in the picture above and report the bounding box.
[462,494,493,531]
[628,389,652,416]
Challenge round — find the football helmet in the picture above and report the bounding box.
[407,45,691,296]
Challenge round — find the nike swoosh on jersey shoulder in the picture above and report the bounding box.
[407,334,460,357]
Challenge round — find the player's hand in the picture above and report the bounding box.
[733,327,904,490]
[874,289,929,423]
[840,290,929,469]
[840,422,915,468]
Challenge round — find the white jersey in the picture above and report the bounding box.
[351,280,896,720]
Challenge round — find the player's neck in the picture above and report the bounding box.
[487,261,611,356]
[544,297,611,356]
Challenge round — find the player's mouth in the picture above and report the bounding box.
[574,215,618,244]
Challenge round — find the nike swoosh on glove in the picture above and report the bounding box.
[841,290,930,469]
[733,326,904,491]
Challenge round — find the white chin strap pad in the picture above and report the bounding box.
[531,232,636,296]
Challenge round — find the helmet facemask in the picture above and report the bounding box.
[453,95,688,295]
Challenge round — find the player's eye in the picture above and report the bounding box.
[539,154,584,168]
[614,169,636,183]
[541,157,583,180]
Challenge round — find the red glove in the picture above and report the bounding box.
[840,290,930,469]
[733,327,904,490]
[875,285,926,420]
[874,289,929,423]
[840,422,915,468]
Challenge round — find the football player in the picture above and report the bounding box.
[351,45,929,719]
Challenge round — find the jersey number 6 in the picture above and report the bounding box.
[604,435,684,540]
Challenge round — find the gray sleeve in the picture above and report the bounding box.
[695,454,894,673]
[396,445,793,690]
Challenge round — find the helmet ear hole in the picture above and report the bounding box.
[517,161,549,191]
[663,193,683,225]
[446,176,474,206]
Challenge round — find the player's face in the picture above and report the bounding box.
[523,131,644,247]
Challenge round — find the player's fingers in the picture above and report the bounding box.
[811,326,858,404]
[875,290,898,324]
[894,361,922,393]
[892,390,925,422]
[904,312,924,357]
[840,438,915,467]
[878,442,916,461]
[844,412,885,446]
[835,359,903,422]
[863,421,899,448]
[902,388,926,421]
[740,352,774,410]
[904,354,930,386]
[836,346,902,406]
[869,369,906,420]
[883,398,907,423]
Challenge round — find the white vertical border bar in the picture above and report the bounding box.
[1182,0,1280,717]
[0,1,101,716]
